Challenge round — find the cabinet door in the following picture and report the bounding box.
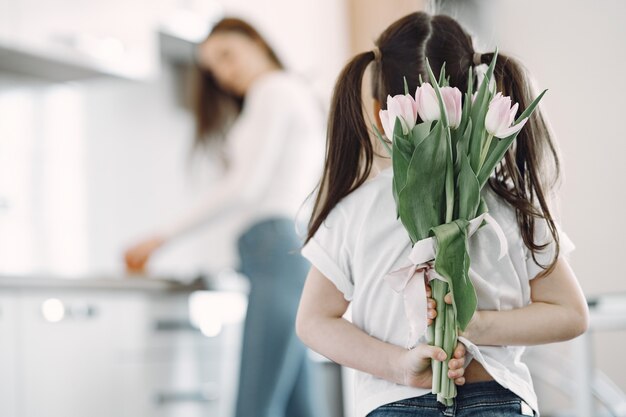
[0,292,18,417]
[116,293,244,417]
[18,291,148,417]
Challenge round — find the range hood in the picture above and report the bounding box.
[0,37,153,82]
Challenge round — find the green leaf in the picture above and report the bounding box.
[468,49,498,172]
[458,67,473,135]
[425,59,449,129]
[397,122,447,242]
[392,118,413,208]
[410,120,433,148]
[403,76,410,95]
[457,153,480,220]
[431,219,477,331]
[372,124,391,157]
[438,62,447,86]
[425,59,455,223]
[476,136,513,187]
[516,89,547,123]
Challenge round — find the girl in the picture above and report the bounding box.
[125,18,325,417]
[296,12,588,417]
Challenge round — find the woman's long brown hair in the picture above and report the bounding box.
[307,12,561,275]
[193,18,284,150]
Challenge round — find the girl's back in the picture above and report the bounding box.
[302,165,573,416]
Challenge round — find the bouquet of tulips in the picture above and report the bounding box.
[375,51,545,405]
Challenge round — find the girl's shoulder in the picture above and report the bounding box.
[481,186,519,234]
[325,168,395,229]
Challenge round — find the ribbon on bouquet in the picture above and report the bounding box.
[384,213,508,347]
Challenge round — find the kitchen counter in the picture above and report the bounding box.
[0,274,208,292]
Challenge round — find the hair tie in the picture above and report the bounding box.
[473,52,482,66]
[372,46,382,63]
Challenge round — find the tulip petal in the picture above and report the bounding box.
[494,117,528,139]
[379,109,393,140]
[441,86,462,128]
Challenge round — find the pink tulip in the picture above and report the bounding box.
[441,87,462,128]
[379,94,417,139]
[485,93,528,138]
[414,83,440,123]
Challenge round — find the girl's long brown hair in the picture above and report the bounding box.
[307,12,561,275]
[193,18,284,150]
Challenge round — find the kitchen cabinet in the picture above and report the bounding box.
[17,291,148,417]
[117,293,243,417]
[0,292,18,417]
[0,281,244,417]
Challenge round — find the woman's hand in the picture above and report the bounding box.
[124,236,166,274]
[399,342,467,388]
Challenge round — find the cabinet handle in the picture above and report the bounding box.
[154,319,200,332]
[40,299,98,322]
[155,388,219,405]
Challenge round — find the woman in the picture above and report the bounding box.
[125,17,325,417]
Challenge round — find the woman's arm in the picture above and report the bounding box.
[296,266,467,388]
[460,256,589,346]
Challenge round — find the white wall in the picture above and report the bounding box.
[481,0,626,297]
[478,0,626,405]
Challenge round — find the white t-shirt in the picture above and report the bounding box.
[163,71,325,239]
[301,166,574,417]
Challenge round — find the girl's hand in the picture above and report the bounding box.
[399,342,467,388]
[124,236,166,274]
[426,284,437,326]
[427,287,481,340]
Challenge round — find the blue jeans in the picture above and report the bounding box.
[234,217,320,417]
[367,381,532,417]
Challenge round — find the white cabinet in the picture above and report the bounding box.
[117,293,243,417]
[17,291,149,417]
[0,292,18,417]
[1,287,243,417]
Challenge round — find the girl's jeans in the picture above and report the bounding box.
[367,381,534,417]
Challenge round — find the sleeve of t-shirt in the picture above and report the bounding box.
[525,218,576,280]
[301,206,354,301]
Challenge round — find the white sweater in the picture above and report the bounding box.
[162,71,326,239]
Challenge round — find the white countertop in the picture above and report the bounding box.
[0,274,207,292]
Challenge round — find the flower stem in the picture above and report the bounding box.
[478,133,494,171]
[431,279,447,394]
[445,127,454,223]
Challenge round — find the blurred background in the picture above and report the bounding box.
[0,0,624,416]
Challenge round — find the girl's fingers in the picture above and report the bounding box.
[454,377,466,386]
[414,344,447,362]
[448,359,464,370]
[453,342,466,359]
[448,368,464,379]
[427,297,437,322]
[444,293,453,304]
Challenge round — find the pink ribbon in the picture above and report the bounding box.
[384,213,507,348]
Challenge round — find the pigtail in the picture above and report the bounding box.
[484,52,562,276]
[306,51,376,243]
